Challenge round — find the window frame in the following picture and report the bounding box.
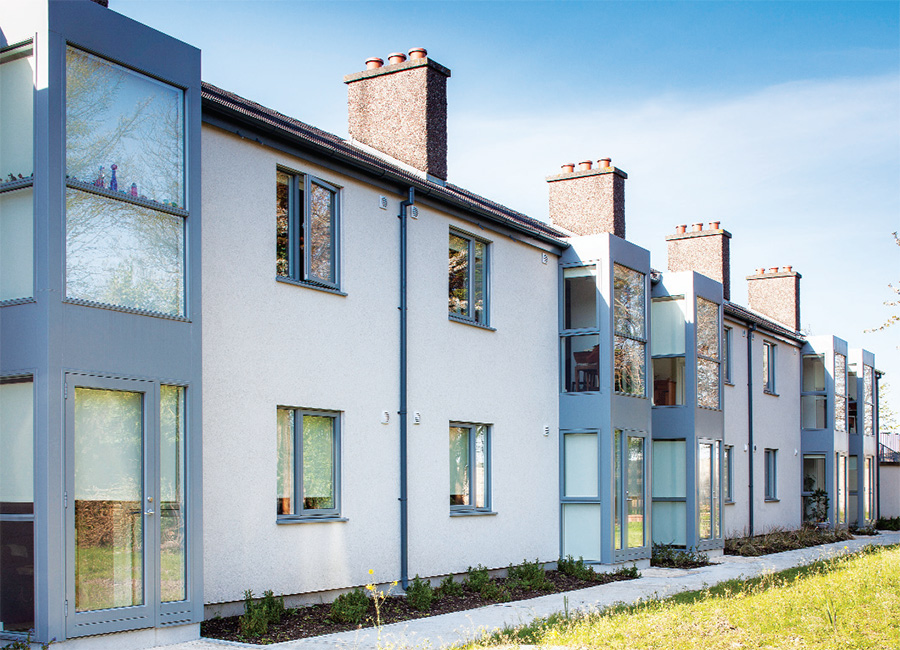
[276,407,342,521]
[276,168,341,292]
[695,297,721,410]
[764,448,777,500]
[449,422,492,515]
[723,327,733,384]
[448,229,490,327]
[762,341,776,394]
[560,263,600,394]
[801,353,828,430]
[650,295,686,407]
[723,445,734,503]
[612,263,647,398]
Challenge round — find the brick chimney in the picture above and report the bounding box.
[546,158,626,238]
[344,49,450,181]
[746,266,801,331]
[665,222,732,300]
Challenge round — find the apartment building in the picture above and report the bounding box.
[0,1,881,648]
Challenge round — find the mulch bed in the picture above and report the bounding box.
[201,570,637,645]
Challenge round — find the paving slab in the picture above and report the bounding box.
[153,532,900,650]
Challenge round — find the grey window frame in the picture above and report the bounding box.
[276,168,341,291]
[276,408,342,521]
[448,229,490,327]
[723,327,733,384]
[560,263,600,394]
[612,263,647,398]
[801,353,827,430]
[762,341,776,393]
[724,444,734,503]
[449,422,492,515]
[764,448,777,500]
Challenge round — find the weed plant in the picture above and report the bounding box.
[651,543,710,568]
[0,631,53,649]
[328,588,369,625]
[406,575,435,612]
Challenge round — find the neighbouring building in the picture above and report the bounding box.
[0,1,883,648]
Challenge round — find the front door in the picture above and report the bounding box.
[65,375,157,636]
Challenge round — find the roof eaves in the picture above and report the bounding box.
[724,301,805,343]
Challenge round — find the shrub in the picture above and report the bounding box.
[876,516,900,531]
[507,559,553,591]
[651,543,709,568]
[239,590,269,638]
[261,589,286,624]
[438,574,464,597]
[557,555,597,581]
[479,579,510,602]
[406,575,435,612]
[725,525,852,556]
[613,564,641,579]
[329,588,369,625]
[465,564,491,592]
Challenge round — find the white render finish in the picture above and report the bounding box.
[723,318,802,536]
[200,125,559,610]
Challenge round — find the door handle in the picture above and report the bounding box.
[145,509,155,516]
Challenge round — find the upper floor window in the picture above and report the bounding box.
[762,341,776,393]
[848,368,858,433]
[723,327,733,384]
[802,354,826,429]
[650,296,685,406]
[1,42,35,303]
[65,46,186,316]
[449,423,490,512]
[561,265,599,392]
[834,353,847,433]
[276,170,340,289]
[448,231,489,326]
[864,365,875,435]
[276,408,341,519]
[613,264,646,397]
[696,297,720,409]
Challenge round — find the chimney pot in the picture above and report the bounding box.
[709,221,721,230]
[578,160,593,171]
[408,47,427,60]
[782,265,791,272]
[676,224,687,234]
[768,267,779,273]
[692,223,703,232]
[561,163,575,173]
[598,158,611,168]
[365,57,384,70]
[756,268,765,275]
[388,52,407,65]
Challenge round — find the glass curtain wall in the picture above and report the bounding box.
[613,265,646,397]
[834,354,847,433]
[614,430,645,551]
[802,355,827,429]
[650,297,685,406]
[0,43,35,303]
[698,441,721,540]
[836,454,846,525]
[696,298,720,409]
[848,456,858,524]
[864,366,874,436]
[802,454,827,522]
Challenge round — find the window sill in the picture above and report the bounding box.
[724,500,735,505]
[764,498,780,503]
[63,298,190,322]
[614,392,648,400]
[724,380,735,386]
[448,315,495,331]
[450,510,497,517]
[0,297,36,308]
[763,389,779,396]
[276,515,348,524]
[277,276,347,296]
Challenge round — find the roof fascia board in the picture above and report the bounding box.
[724,311,804,346]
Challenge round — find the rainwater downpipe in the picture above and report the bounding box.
[399,186,414,591]
[747,323,756,536]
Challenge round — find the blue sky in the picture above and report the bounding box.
[116,0,900,415]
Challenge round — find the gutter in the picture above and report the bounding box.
[747,323,756,536]
[398,187,414,590]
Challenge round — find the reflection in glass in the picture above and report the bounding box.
[653,357,685,406]
[309,183,335,283]
[563,266,597,330]
[66,189,184,315]
[697,358,720,409]
[695,298,719,359]
[801,395,827,429]
[474,425,487,509]
[848,371,858,433]
[563,335,599,392]
[698,442,712,539]
[160,386,186,602]
[0,379,34,632]
[276,172,292,277]
[66,47,184,208]
[802,454,826,522]
[449,426,469,506]
[0,188,33,301]
[473,241,486,325]
[837,455,846,524]
[613,264,645,338]
[74,388,144,612]
[0,44,34,185]
[614,336,645,396]
[864,365,874,435]
[448,234,468,317]
[276,409,294,515]
[834,354,846,433]
[627,436,644,548]
[302,416,335,510]
[614,430,622,550]
[802,355,825,392]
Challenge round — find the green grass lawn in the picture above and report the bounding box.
[475,544,900,650]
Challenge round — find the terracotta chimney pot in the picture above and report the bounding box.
[692,223,703,232]
[676,224,687,234]
[578,160,593,171]
[768,267,779,273]
[561,163,575,173]
[365,57,384,70]
[709,221,721,230]
[408,47,427,60]
[756,268,765,275]
[598,158,611,169]
[388,52,407,65]
[781,265,791,273]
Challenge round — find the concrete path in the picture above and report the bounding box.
[155,532,900,650]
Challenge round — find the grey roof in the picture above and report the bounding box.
[724,300,805,343]
[200,82,567,247]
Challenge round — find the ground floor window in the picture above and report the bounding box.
[802,454,827,522]
[864,457,874,522]
[848,455,858,524]
[614,430,646,551]
[724,445,734,503]
[450,423,490,512]
[698,440,721,540]
[836,454,847,525]
[651,439,686,546]
[764,448,777,500]
[277,408,340,518]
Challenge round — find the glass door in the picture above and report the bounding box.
[66,375,157,636]
[614,430,647,554]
